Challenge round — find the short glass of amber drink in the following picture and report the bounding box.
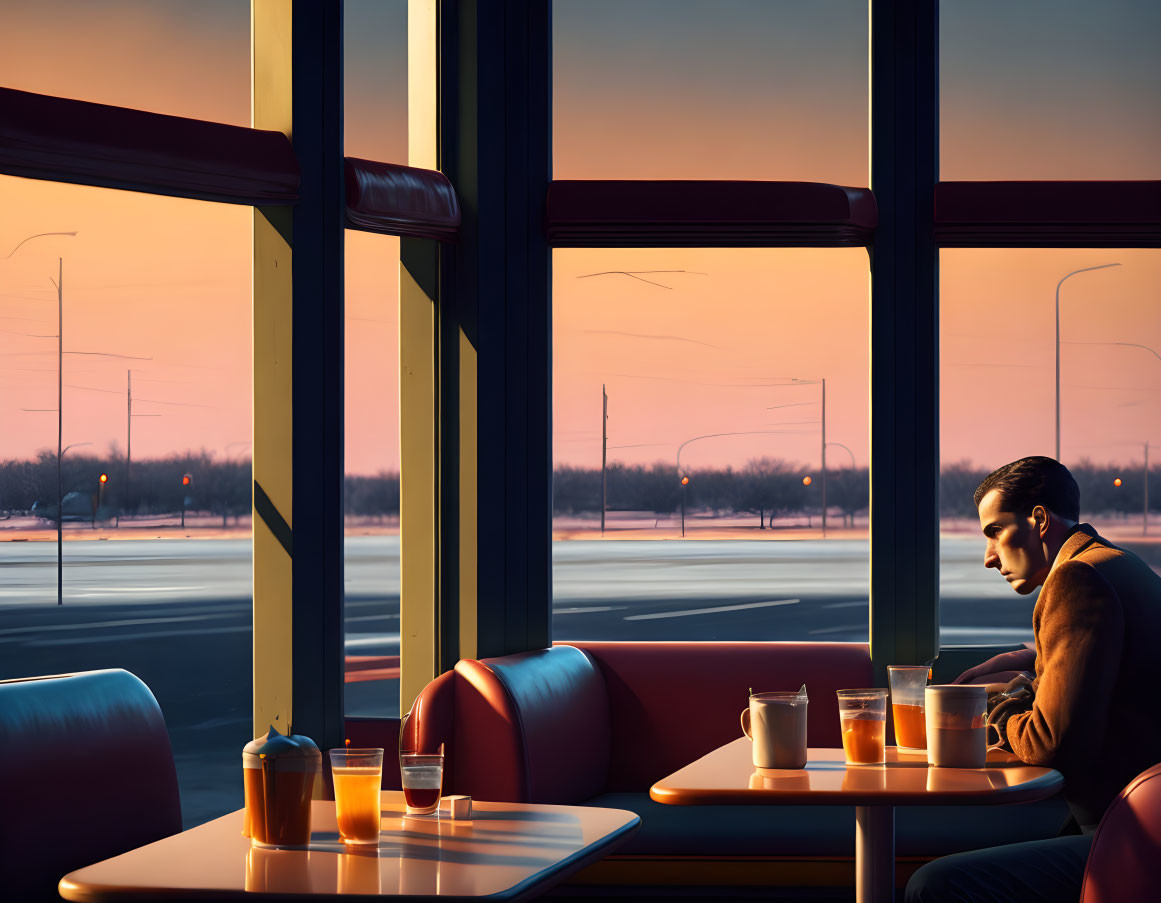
[400,753,444,816]
[329,748,384,844]
[836,689,888,765]
[888,665,930,750]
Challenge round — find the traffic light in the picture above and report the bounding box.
[182,474,191,487]
[802,475,813,486]
[680,476,689,486]
[99,473,108,484]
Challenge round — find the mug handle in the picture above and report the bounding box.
[740,706,752,740]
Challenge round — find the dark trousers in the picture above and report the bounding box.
[905,836,1092,903]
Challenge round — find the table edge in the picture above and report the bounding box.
[59,807,642,903]
[650,772,1064,807]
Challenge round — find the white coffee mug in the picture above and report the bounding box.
[740,689,808,769]
[924,685,987,768]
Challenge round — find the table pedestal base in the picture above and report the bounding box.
[855,804,895,903]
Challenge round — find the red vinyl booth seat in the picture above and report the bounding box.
[1081,762,1161,903]
[405,642,1070,888]
[405,642,870,803]
[0,669,181,902]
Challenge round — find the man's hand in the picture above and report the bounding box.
[985,675,1036,749]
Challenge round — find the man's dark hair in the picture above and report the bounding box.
[973,456,1080,521]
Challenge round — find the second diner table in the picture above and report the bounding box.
[650,740,1063,903]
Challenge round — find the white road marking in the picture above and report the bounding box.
[344,634,402,648]
[554,606,623,614]
[25,625,251,646]
[625,598,799,621]
[0,613,220,638]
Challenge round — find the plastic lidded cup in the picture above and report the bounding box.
[329,747,384,844]
[242,726,321,848]
[836,688,888,765]
[888,665,931,751]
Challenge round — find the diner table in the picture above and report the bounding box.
[59,791,639,902]
[650,739,1063,903]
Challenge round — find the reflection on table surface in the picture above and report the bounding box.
[60,792,638,901]
[653,740,1063,806]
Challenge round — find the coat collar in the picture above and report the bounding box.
[1049,522,1100,574]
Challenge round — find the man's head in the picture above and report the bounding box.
[973,456,1080,594]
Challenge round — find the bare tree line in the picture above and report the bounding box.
[0,454,1151,526]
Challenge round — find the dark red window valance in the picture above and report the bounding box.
[0,87,298,205]
[344,158,460,241]
[546,181,877,247]
[936,181,1161,247]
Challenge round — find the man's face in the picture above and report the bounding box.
[977,489,1049,595]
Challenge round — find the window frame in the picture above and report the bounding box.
[5,0,1160,739]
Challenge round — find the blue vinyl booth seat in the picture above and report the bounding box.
[0,669,182,902]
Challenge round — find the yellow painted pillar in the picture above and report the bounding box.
[252,0,295,738]
[399,0,441,713]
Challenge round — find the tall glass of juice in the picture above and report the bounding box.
[329,748,384,844]
[888,665,930,750]
[836,689,888,765]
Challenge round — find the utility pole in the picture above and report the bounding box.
[126,369,132,524]
[821,378,827,539]
[601,384,607,534]
[1145,441,1150,537]
[54,258,63,606]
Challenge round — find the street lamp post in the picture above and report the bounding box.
[1,230,77,602]
[601,385,608,534]
[57,441,92,605]
[1055,263,1121,460]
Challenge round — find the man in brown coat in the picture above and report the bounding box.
[907,456,1161,902]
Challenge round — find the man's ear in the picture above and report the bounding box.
[1032,505,1049,538]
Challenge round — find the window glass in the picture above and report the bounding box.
[343,231,400,718]
[0,176,252,827]
[344,0,408,163]
[553,0,868,183]
[941,0,1161,179]
[940,248,1161,645]
[0,0,249,125]
[553,247,869,642]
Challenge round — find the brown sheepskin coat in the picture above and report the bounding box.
[1005,523,1161,827]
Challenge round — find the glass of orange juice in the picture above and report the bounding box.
[329,748,384,844]
[836,689,888,765]
[887,665,930,751]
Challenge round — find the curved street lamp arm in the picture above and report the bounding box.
[677,429,808,473]
[825,442,857,469]
[1056,262,1122,459]
[1,231,78,260]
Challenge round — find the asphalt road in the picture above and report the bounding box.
[0,533,1113,827]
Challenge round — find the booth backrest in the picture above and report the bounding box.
[563,642,873,791]
[1081,762,1161,903]
[0,669,181,902]
[407,645,610,804]
[406,642,873,801]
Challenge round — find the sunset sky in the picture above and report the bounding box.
[1,0,1158,475]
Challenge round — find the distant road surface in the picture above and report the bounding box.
[0,533,1054,827]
